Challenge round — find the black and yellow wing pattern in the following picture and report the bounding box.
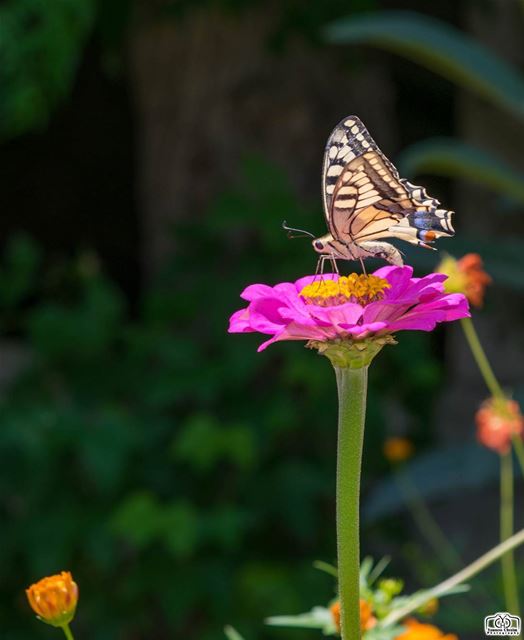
[322,116,454,248]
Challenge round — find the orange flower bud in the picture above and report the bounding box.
[330,599,376,633]
[438,253,491,308]
[476,397,524,455]
[26,572,78,628]
[383,437,414,463]
[396,618,458,639]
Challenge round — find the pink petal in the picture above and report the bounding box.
[248,298,292,334]
[307,301,364,329]
[240,283,277,302]
[228,308,253,333]
[257,322,338,351]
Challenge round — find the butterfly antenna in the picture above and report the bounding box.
[282,221,315,239]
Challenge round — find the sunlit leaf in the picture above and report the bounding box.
[397,138,524,205]
[266,606,335,633]
[224,626,246,640]
[325,11,524,118]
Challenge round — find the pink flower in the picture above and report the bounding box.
[229,266,469,352]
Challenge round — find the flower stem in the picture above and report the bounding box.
[500,452,520,616]
[381,528,524,627]
[396,471,463,573]
[460,317,504,399]
[61,624,75,640]
[334,365,368,640]
[512,435,524,479]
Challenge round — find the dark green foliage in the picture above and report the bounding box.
[1,160,443,638]
[0,0,95,138]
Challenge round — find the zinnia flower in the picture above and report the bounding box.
[396,618,457,640]
[26,571,78,628]
[475,397,524,454]
[384,436,415,463]
[229,266,469,367]
[438,253,491,308]
[330,599,376,633]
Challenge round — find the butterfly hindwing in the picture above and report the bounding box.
[322,116,454,247]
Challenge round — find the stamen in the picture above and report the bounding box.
[300,274,390,307]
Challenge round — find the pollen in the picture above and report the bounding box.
[300,274,390,306]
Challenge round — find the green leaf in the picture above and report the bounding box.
[224,626,246,640]
[266,606,335,632]
[0,0,96,137]
[110,492,163,548]
[364,628,405,640]
[173,414,255,472]
[313,560,338,579]
[0,234,41,308]
[397,138,524,205]
[161,502,199,559]
[325,11,524,118]
[363,443,501,523]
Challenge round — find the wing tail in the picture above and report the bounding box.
[389,208,455,246]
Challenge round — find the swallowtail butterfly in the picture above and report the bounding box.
[312,116,454,267]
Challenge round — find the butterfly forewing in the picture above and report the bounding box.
[322,116,454,246]
[322,116,399,217]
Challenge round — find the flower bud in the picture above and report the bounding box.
[26,571,78,628]
[438,253,491,308]
[378,577,404,599]
[383,437,414,464]
[476,397,524,455]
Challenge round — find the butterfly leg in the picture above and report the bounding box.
[358,241,404,266]
[313,255,328,289]
[358,255,368,276]
[329,254,339,276]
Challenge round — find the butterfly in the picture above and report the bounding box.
[311,116,454,268]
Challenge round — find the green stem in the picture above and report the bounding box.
[500,452,520,616]
[335,365,368,640]
[460,317,504,399]
[381,528,524,627]
[461,314,524,472]
[61,624,75,640]
[396,471,463,573]
[512,435,524,479]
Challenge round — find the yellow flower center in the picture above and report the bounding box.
[300,274,390,307]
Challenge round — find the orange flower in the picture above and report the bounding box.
[438,253,491,308]
[476,397,524,455]
[396,618,458,639]
[330,599,376,633]
[383,437,414,463]
[26,571,78,627]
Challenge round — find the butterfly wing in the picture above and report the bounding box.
[322,117,454,247]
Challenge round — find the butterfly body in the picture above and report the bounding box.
[313,233,404,265]
[315,116,454,266]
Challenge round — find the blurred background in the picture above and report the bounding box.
[1,0,524,638]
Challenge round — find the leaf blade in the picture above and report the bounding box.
[325,11,524,118]
[397,138,524,205]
